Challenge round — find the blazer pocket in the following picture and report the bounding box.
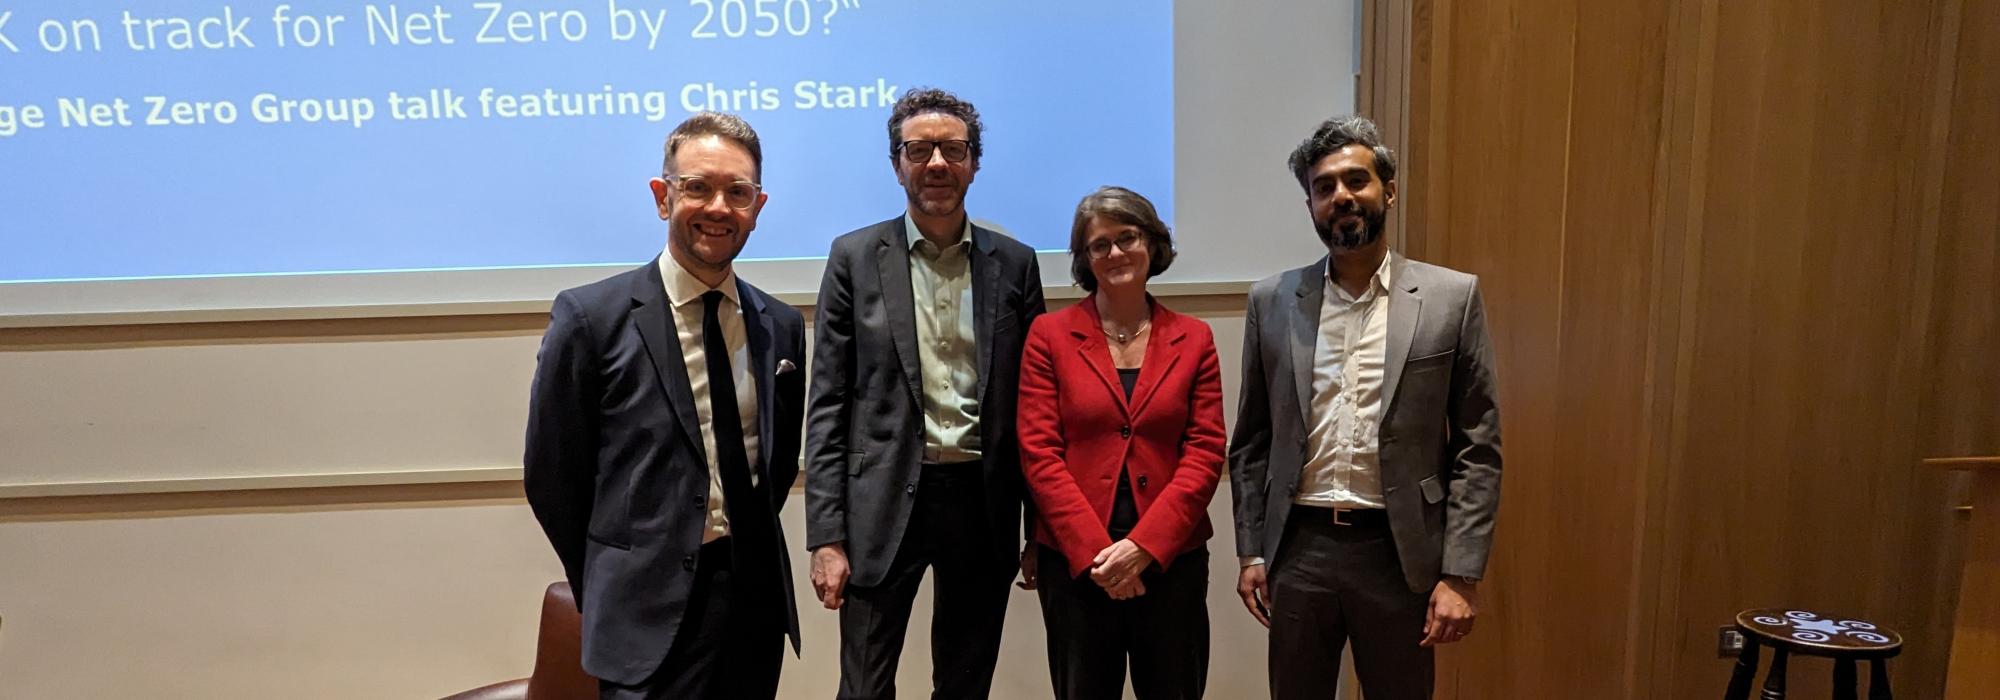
[1407,349,1456,373]
[1418,475,1446,505]
[845,450,867,476]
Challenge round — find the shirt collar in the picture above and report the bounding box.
[1324,251,1394,303]
[904,212,973,253]
[658,252,740,310]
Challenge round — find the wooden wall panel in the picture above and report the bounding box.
[1923,1,2000,692]
[1399,0,1989,697]
[1658,2,1962,696]
[1550,1,1673,696]
[1418,0,1576,697]
[1924,0,2000,459]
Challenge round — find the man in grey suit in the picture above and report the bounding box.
[525,112,806,699]
[1229,115,1503,700]
[804,87,1046,699]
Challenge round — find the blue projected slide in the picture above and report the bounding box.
[0,1,1171,284]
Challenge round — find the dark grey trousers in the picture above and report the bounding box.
[1267,506,1433,700]
[836,463,1014,700]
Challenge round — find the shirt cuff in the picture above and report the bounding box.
[1240,556,1267,568]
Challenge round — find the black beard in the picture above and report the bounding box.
[1315,207,1387,251]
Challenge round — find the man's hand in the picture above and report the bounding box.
[1420,577,1479,647]
[1016,544,1039,590]
[810,543,852,610]
[1237,563,1272,628]
[1089,539,1155,600]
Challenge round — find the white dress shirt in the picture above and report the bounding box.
[1295,253,1392,509]
[658,254,760,544]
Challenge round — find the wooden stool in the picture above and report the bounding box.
[1726,608,1903,699]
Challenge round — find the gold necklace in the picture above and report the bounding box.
[1102,319,1151,345]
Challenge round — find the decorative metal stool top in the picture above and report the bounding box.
[1735,608,1903,658]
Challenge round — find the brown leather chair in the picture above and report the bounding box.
[442,582,597,700]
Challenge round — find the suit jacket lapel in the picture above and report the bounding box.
[972,226,1000,403]
[874,225,924,408]
[631,261,708,467]
[1071,299,1127,415]
[1289,258,1327,435]
[737,277,778,482]
[1381,254,1422,413]
[1126,302,1184,418]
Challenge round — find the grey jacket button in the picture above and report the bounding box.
[906,482,918,494]
[683,555,696,571]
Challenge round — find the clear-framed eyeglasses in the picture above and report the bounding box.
[663,175,761,209]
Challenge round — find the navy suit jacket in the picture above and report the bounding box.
[524,259,806,685]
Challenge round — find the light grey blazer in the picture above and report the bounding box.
[1228,253,1503,592]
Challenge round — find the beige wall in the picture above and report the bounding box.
[0,302,1315,699]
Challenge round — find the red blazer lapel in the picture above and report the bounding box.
[1126,301,1187,419]
[1070,295,1130,417]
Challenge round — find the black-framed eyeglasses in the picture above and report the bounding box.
[896,139,972,164]
[663,175,761,210]
[1086,231,1146,260]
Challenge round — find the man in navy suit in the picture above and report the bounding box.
[525,112,807,700]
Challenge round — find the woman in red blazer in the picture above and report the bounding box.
[1017,186,1227,699]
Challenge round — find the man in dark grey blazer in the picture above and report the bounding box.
[525,112,806,700]
[803,88,1046,700]
[1229,115,1503,700]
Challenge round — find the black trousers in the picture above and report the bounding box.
[1267,507,1433,700]
[837,462,1015,700]
[1036,544,1210,700]
[599,538,785,700]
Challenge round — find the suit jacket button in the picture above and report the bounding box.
[693,495,706,506]
[906,482,918,494]
[683,555,696,572]
[1137,475,1149,488]
[1120,425,1132,439]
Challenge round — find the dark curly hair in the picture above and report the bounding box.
[886,87,984,163]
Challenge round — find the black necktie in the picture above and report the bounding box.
[701,290,770,570]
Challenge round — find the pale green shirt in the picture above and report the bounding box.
[905,214,982,463]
